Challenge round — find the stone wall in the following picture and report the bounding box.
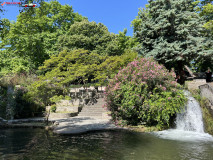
[199,84,213,117]
[199,84,213,105]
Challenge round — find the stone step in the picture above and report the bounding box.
[79,111,104,114]
[83,105,104,108]
[80,110,105,112]
[81,107,105,109]
[78,113,106,116]
[77,115,111,119]
[78,113,105,116]
[81,109,105,112]
[76,98,109,119]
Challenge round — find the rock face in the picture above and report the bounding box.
[187,79,206,90]
[199,83,213,117]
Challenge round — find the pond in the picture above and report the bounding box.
[0,128,213,160]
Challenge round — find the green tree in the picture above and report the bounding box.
[56,20,136,56]
[133,0,213,75]
[201,3,213,35]
[38,49,105,87]
[194,2,213,71]
[0,1,85,73]
[201,0,213,6]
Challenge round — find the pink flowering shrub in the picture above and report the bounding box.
[104,57,186,129]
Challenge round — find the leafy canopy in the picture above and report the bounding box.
[132,0,213,72]
[56,20,137,56]
[0,1,85,73]
[25,49,137,106]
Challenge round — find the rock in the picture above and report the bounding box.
[0,117,7,124]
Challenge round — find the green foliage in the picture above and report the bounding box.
[0,1,85,73]
[201,3,213,34]
[0,73,37,87]
[26,49,137,106]
[39,49,104,86]
[14,87,42,118]
[0,86,7,118]
[56,20,136,56]
[104,57,187,129]
[133,0,213,72]
[50,95,71,104]
[202,105,213,135]
[201,0,213,6]
[0,74,43,119]
[39,49,137,86]
[24,80,64,106]
[50,105,56,113]
[94,50,138,85]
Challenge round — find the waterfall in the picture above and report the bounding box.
[154,91,213,142]
[176,91,204,133]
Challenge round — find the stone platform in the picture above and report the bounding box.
[52,117,118,135]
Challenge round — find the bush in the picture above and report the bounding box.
[50,105,57,113]
[0,73,42,119]
[14,87,42,118]
[104,57,187,129]
[24,80,65,107]
[50,95,71,104]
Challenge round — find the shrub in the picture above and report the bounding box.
[24,80,65,107]
[104,57,187,129]
[50,95,71,104]
[14,87,42,118]
[50,105,57,113]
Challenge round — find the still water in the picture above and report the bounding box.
[0,128,213,160]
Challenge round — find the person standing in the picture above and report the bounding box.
[205,67,212,83]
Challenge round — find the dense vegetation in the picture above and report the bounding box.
[132,0,213,74]
[0,0,212,129]
[104,57,186,129]
[25,49,137,107]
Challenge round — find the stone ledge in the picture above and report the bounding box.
[52,117,119,135]
[48,112,78,119]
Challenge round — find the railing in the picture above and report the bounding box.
[69,87,105,106]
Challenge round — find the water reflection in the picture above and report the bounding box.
[0,129,213,160]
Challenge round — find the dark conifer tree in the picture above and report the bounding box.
[133,0,213,75]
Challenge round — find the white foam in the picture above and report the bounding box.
[154,91,213,142]
[154,129,213,142]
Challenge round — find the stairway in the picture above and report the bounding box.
[78,98,111,120]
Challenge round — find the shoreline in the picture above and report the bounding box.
[0,117,155,135]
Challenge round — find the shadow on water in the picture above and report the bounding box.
[0,128,213,160]
[1,91,213,159]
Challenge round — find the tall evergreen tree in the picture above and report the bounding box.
[133,0,213,74]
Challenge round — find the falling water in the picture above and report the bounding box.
[176,91,204,133]
[154,91,213,142]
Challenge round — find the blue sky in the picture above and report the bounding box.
[1,0,148,36]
